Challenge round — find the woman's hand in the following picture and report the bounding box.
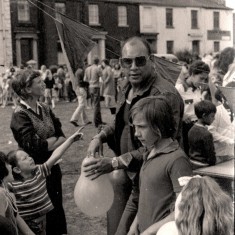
[83,157,113,180]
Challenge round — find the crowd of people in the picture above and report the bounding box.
[0,36,234,235]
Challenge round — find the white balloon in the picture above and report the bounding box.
[74,157,114,217]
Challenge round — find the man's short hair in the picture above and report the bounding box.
[121,36,152,56]
[102,59,109,66]
[194,100,216,119]
[93,56,99,65]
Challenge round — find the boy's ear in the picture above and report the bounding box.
[13,167,21,174]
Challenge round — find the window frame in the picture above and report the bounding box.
[55,2,66,20]
[214,41,220,52]
[166,8,173,28]
[213,11,220,29]
[118,6,128,27]
[191,10,198,29]
[88,4,100,26]
[17,0,30,22]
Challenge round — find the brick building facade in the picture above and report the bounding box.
[9,0,234,68]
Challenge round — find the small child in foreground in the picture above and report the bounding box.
[6,128,84,235]
[188,100,216,167]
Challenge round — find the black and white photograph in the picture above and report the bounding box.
[0,0,234,234]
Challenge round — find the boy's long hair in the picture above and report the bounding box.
[129,96,175,139]
[176,176,233,235]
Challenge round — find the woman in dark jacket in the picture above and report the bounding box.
[10,70,67,235]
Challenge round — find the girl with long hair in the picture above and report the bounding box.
[157,176,234,235]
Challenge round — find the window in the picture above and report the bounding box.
[88,4,99,25]
[55,3,66,20]
[166,8,173,27]
[142,7,152,29]
[18,0,30,22]
[213,12,220,29]
[214,41,220,52]
[191,10,198,29]
[166,41,174,54]
[118,6,127,26]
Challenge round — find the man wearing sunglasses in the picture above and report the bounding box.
[85,36,184,235]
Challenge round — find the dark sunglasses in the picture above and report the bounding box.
[120,56,149,68]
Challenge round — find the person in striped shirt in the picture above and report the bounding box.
[6,128,83,235]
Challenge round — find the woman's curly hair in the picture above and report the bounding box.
[12,70,41,100]
[176,176,233,235]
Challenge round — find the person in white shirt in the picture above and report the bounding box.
[175,60,210,155]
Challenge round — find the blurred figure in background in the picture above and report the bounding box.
[44,69,55,109]
[40,65,47,81]
[70,67,91,127]
[112,63,123,103]
[84,56,103,128]
[209,47,235,104]
[101,59,116,117]
[176,60,210,155]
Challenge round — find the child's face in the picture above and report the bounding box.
[202,112,215,125]
[192,73,208,88]
[132,113,159,148]
[15,150,36,174]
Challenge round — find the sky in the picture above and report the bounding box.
[226,0,235,12]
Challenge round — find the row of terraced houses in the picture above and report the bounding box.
[0,0,234,68]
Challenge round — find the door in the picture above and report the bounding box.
[21,38,33,64]
[192,40,200,55]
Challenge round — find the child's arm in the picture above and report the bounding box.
[46,127,84,169]
[48,136,66,151]
[16,214,35,235]
[140,208,175,235]
[127,215,139,235]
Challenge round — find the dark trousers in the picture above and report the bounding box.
[46,165,67,235]
[107,170,139,235]
[115,186,139,235]
[90,87,102,127]
[107,170,132,235]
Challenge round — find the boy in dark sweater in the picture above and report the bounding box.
[188,100,216,167]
